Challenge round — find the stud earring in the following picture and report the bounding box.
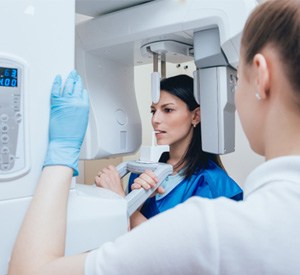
[255,92,262,100]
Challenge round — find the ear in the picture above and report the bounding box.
[192,107,201,125]
[253,53,270,99]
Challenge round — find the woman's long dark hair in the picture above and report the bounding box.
[159,75,224,179]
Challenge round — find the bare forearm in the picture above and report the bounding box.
[9,71,89,275]
[9,166,73,275]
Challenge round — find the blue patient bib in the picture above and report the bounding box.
[128,160,243,219]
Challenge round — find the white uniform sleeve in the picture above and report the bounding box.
[84,197,222,275]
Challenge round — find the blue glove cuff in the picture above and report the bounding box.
[43,141,81,176]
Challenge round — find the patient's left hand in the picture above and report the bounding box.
[95,165,125,197]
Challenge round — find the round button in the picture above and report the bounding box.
[15,112,22,123]
[0,114,9,122]
[1,124,8,132]
[1,146,9,153]
[1,134,9,143]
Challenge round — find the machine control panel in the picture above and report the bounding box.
[0,56,28,180]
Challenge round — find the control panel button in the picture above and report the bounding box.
[1,124,8,132]
[1,146,9,153]
[1,134,9,143]
[0,114,9,122]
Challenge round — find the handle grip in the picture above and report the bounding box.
[116,161,173,216]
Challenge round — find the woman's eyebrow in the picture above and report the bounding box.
[162,103,176,107]
[153,102,176,108]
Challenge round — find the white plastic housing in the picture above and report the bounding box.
[76,28,142,160]
[0,2,128,274]
[199,66,236,154]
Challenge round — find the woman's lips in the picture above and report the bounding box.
[154,130,166,138]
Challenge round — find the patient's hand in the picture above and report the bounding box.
[131,170,164,195]
[95,165,125,197]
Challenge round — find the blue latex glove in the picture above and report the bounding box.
[43,70,89,176]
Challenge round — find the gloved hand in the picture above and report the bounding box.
[43,70,89,176]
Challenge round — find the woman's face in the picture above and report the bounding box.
[151,90,196,148]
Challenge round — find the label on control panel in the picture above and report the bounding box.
[0,55,29,180]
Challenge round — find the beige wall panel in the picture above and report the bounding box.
[83,158,123,185]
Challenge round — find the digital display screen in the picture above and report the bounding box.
[0,67,18,87]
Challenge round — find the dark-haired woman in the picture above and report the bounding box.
[127,75,242,227]
[95,74,242,228]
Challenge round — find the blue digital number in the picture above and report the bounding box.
[11,79,17,87]
[4,78,10,86]
[4,69,10,77]
[11,69,17,78]
[0,67,18,87]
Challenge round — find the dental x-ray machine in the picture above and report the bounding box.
[0,0,257,273]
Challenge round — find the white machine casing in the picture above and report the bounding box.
[76,35,142,159]
[0,2,127,274]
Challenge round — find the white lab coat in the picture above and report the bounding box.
[85,156,300,274]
